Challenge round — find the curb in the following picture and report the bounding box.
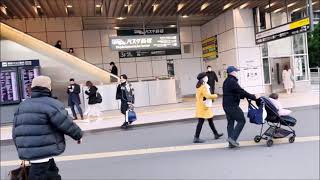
[1,104,319,146]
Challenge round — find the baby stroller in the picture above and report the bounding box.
[247,97,297,147]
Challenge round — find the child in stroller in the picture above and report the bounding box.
[247,94,297,147]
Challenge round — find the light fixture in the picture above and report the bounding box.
[265,2,276,9]
[116,17,126,20]
[153,4,159,12]
[223,3,233,10]
[96,4,102,8]
[239,2,249,9]
[177,3,184,11]
[273,7,284,13]
[200,3,209,11]
[67,5,72,8]
[0,6,7,15]
[292,7,303,13]
[114,27,120,29]
[169,25,176,28]
[287,2,297,8]
[124,4,129,7]
[312,1,319,5]
[36,5,41,8]
[182,15,188,18]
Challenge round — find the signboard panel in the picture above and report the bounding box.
[117,28,177,36]
[202,35,218,61]
[119,49,181,58]
[110,34,180,51]
[255,17,310,44]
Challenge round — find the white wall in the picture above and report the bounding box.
[200,9,265,94]
[2,17,204,96]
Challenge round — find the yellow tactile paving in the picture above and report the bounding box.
[1,136,319,167]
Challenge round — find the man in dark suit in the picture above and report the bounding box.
[110,62,118,83]
[67,78,83,120]
[206,65,218,94]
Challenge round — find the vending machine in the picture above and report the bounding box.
[0,60,40,105]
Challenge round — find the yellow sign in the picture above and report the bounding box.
[202,35,218,60]
[289,17,310,30]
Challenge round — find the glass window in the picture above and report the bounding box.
[262,43,268,57]
[293,33,306,54]
[294,55,307,81]
[263,58,271,84]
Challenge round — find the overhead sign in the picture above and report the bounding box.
[119,49,181,58]
[255,17,310,44]
[202,35,218,61]
[110,34,180,51]
[1,60,40,68]
[117,28,177,36]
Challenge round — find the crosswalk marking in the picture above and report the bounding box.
[1,136,319,167]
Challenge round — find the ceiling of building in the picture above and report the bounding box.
[0,0,319,29]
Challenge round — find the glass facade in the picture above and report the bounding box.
[294,55,307,81]
[293,33,306,54]
[263,58,270,84]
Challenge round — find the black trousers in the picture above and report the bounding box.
[195,118,218,138]
[29,158,61,180]
[223,106,246,142]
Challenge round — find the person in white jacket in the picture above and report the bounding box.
[269,93,292,116]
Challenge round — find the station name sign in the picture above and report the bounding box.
[110,34,180,51]
[255,17,310,44]
[117,28,177,36]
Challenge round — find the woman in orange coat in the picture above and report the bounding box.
[194,72,223,143]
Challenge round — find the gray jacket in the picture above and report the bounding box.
[12,87,83,160]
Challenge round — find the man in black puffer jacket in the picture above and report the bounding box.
[222,66,256,149]
[12,76,83,179]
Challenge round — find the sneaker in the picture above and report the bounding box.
[193,137,205,143]
[214,133,224,140]
[227,138,239,147]
[228,143,239,149]
[121,122,129,129]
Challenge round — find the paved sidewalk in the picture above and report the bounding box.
[1,91,319,141]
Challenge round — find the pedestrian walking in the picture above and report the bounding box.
[84,81,102,121]
[67,78,84,120]
[206,65,219,94]
[12,76,83,179]
[222,66,256,148]
[116,74,135,129]
[282,65,294,94]
[194,72,223,143]
[110,62,118,83]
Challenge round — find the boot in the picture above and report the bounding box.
[214,133,224,140]
[193,137,205,143]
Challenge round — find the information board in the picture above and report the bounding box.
[202,35,218,61]
[0,68,20,104]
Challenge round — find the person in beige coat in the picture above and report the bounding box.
[194,72,223,143]
[282,65,294,94]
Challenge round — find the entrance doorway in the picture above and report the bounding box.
[271,57,291,93]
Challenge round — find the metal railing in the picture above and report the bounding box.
[310,67,320,84]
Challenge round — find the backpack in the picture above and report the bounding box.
[96,92,102,103]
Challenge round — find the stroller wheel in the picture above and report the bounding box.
[289,136,295,143]
[254,135,261,143]
[267,139,273,147]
